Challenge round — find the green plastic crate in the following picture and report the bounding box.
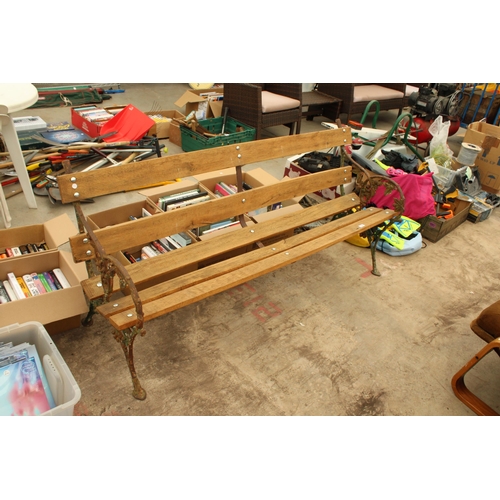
[180,117,255,152]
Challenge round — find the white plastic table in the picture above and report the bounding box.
[0,83,39,227]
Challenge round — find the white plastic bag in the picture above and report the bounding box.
[429,115,453,167]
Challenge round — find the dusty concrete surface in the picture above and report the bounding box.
[4,83,500,416]
[50,207,500,416]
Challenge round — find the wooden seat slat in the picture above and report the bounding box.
[81,193,362,301]
[104,208,394,330]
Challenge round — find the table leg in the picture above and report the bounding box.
[0,181,12,228]
[0,113,38,209]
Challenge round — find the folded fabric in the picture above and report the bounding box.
[370,173,435,220]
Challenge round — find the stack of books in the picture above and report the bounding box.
[0,241,49,259]
[0,268,71,304]
[156,188,211,211]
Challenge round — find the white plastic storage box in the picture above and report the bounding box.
[0,321,81,416]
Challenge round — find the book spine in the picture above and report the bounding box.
[165,194,210,211]
[170,232,191,247]
[2,280,18,301]
[22,275,40,297]
[151,240,168,254]
[31,273,47,294]
[16,277,31,298]
[42,272,58,291]
[48,270,63,290]
[123,251,137,264]
[52,268,71,289]
[7,273,26,300]
[141,246,158,259]
[157,238,172,252]
[214,183,231,197]
[220,181,237,194]
[38,273,53,293]
[0,282,10,304]
[165,236,182,250]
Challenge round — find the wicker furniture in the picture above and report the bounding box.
[316,83,407,123]
[222,83,302,140]
[302,88,342,122]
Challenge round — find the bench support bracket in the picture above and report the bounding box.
[113,326,147,400]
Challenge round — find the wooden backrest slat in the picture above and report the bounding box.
[69,166,353,261]
[58,128,351,202]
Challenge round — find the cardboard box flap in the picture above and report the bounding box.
[469,121,500,140]
[175,90,207,108]
[43,213,79,248]
[209,100,223,118]
[174,88,224,112]
[59,250,88,282]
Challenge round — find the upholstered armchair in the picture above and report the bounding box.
[316,83,407,123]
[222,83,302,140]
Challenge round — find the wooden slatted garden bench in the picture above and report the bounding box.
[58,128,404,400]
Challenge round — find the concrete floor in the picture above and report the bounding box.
[3,83,500,417]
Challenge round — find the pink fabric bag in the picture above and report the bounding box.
[370,173,435,220]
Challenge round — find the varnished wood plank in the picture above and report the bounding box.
[97,207,388,317]
[70,166,353,262]
[106,209,394,330]
[58,129,351,202]
[82,193,363,300]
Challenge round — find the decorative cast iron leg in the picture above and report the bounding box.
[114,327,147,400]
[370,241,381,277]
[81,299,100,326]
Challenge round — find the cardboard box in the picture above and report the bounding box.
[71,105,154,140]
[419,198,472,243]
[139,179,211,211]
[463,122,500,194]
[89,189,199,285]
[71,106,108,138]
[0,213,78,261]
[168,121,182,146]
[194,167,279,192]
[0,321,82,415]
[174,87,223,120]
[145,110,185,139]
[86,200,161,230]
[0,250,89,329]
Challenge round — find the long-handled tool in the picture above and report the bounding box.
[221,106,229,136]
